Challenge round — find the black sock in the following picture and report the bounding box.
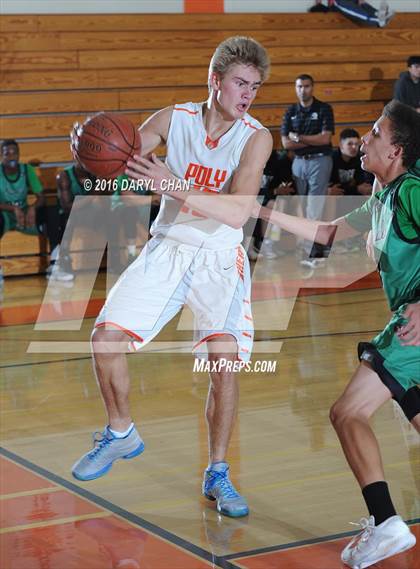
[362,481,397,525]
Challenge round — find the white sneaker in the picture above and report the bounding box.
[48,265,75,282]
[341,515,416,569]
[377,1,395,27]
[260,239,277,260]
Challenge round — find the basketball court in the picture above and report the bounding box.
[1,250,419,568]
[1,2,419,568]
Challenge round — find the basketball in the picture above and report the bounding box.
[71,112,141,179]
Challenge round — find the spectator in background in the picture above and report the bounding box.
[259,149,296,259]
[329,128,373,197]
[333,0,394,28]
[281,74,334,269]
[55,164,141,279]
[0,139,61,285]
[393,56,420,112]
[244,149,296,261]
[113,173,161,248]
[55,163,95,280]
[328,128,373,252]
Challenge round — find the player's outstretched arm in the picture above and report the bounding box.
[253,203,361,246]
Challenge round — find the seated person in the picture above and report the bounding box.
[0,139,60,282]
[393,55,420,112]
[327,128,373,251]
[56,164,140,278]
[55,166,159,278]
[113,174,161,250]
[332,0,394,28]
[244,150,296,261]
[329,128,373,197]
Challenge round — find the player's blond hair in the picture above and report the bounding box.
[208,36,270,90]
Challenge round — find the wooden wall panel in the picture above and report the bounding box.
[0,15,38,33]
[78,45,414,71]
[0,112,146,139]
[0,103,383,140]
[119,81,394,110]
[32,12,420,32]
[0,69,99,91]
[1,29,417,52]
[18,140,73,164]
[17,140,167,164]
[0,90,120,115]
[0,62,401,91]
[0,80,393,116]
[0,51,78,71]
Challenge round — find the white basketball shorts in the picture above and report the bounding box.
[95,237,253,361]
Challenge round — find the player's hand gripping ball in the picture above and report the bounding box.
[71,112,141,179]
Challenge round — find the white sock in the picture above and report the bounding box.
[127,244,136,256]
[109,422,134,438]
[50,245,60,261]
[209,461,228,471]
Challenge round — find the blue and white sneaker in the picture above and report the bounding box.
[72,425,145,481]
[203,462,249,518]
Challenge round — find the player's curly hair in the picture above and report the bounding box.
[383,100,420,168]
[208,36,270,90]
[1,139,19,152]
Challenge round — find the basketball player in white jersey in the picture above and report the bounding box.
[72,37,272,518]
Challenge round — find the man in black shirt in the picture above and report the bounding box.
[393,56,420,112]
[328,129,373,252]
[281,74,334,267]
[330,128,373,197]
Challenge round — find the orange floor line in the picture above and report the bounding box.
[0,297,104,327]
[0,272,381,327]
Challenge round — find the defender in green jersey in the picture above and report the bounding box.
[0,140,61,282]
[254,100,419,568]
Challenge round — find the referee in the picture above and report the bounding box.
[281,74,335,267]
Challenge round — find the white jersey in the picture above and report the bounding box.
[150,101,267,249]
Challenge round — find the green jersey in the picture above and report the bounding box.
[64,165,93,197]
[345,167,420,311]
[0,163,42,208]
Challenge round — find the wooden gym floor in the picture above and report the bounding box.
[0,251,419,568]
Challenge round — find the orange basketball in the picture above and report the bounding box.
[71,112,141,179]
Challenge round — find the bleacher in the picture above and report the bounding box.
[1,11,419,275]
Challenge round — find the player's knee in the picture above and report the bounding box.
[410,413,420,434]
[329,400,342,428]
[329,399,358,429]
[91,326,128,354]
